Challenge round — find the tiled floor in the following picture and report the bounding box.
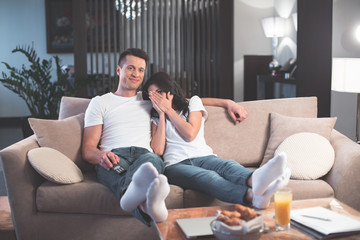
[0,196,15,240]
[0,197,11,213]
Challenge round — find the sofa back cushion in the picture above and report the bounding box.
[261,113,336,167]
[28,114,94,171]
[59,96,318,168]
[59,96,91,120]
[204,97,318,167]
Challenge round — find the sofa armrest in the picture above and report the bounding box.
[0,135,43,238]
[325,130,360,211]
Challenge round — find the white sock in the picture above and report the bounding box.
[253,168,291,209]
[120,162,159,212]
[143,175,170,222]
[252,152,287,196]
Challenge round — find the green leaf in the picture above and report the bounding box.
[0,44,95,119]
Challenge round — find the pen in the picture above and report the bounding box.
[301,215,331,221]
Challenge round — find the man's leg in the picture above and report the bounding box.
[97,147,167,226]
[120,148,169,223]
[120,162,159,211]
[141,174,170,222]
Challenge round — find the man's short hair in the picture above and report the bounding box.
[118,48,149,67]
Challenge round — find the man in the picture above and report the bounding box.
[82,48,247,226]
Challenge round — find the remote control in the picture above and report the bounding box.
[112,165,126,174]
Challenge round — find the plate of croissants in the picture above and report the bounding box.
[210,204,264,240]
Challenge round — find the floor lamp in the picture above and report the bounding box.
[332,58,360,143]
[261,17,286,75]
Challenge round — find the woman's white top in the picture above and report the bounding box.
[152,96,215,167]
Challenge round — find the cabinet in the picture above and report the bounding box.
[257,75,296,100]
[243,55,273,101]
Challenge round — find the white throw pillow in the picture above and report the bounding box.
[274,132,335,180]
[28,147,84,184]
[261,112,336,167]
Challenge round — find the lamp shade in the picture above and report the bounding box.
[261,17,286,38]
[356,25,360,42]
[332,58,360,93]
[292,13,297,31]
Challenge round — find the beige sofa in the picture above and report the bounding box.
[1,96,360,240]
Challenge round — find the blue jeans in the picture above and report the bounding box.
[96,147,165,226]
[164,155,253,205]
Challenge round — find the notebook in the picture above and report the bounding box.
[291,207,360,239]
[176,216,216,239]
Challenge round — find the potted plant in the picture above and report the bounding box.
[0,45,92,137]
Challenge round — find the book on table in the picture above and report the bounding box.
[176,216,216,239]
[290,206,360,239]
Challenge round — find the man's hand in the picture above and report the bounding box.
[227,101,247,124]
[99,151,120,171]
[82,125,120,170]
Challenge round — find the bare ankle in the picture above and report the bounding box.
[247,174,253,187]
[245,188,253,203]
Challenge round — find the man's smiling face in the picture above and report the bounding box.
[117,55,146,95]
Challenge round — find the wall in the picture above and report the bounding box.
[297,0,332,117]
[0,0,74,117]
[274,0,297,65]
[331,0,360,140]
[233,0,274,102]
[1,0,290,114]
[233,0,297,102]
[1,0,357,140]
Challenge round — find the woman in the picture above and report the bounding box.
[142,72,291,209]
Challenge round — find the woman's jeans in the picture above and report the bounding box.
[96,147,164,226]
[164,155,253,205]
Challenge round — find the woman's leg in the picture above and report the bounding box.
[165,160,251,205]
[251,152,287,195]
[195,153,288,197]
[191,155,253,186]
[253,168,291,209]
[165,154,290,209]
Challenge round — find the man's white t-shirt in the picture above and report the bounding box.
[84,92,153,152]
[152,96,214,167]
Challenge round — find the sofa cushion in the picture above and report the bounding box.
[275,133,335,180]
[261,112,336,166]
[164,185,186,209]
[287,179,334,200]
[183,190,230,208]
[182,179,334,208]
[28,147,83,184]
[37,172,126,215]
[28,113,92,171]
[36,172,185,215]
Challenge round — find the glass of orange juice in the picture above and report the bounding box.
[274,188,292,231]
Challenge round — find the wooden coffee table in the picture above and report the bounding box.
[155,198,360,240]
